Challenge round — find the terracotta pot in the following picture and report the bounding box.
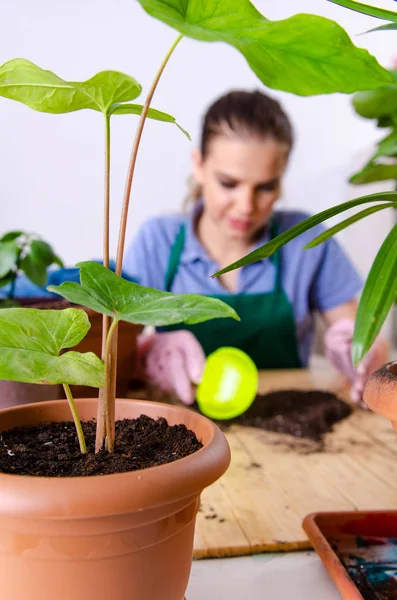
[363,361,397,434]
[0,397,230,600]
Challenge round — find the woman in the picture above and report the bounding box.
[124,90,387,406]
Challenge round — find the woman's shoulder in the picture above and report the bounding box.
[134,213,187,255]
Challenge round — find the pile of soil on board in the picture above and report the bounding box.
[217,390,352,442]
[0,415,203,477]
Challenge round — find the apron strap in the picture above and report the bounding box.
[165,225,186,292]
[164,216,282,292]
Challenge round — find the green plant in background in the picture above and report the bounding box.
[350,74,397,186]
[214,0,397,376]
[0,0,393,453]
[0,230,62,305]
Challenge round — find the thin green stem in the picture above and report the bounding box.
[104,318,119,452]
[96,114,112,452]
[63,384,87,454]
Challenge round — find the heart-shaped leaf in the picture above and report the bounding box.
[137,0,392,96]
[350,163,397,185]
[109,103,191,139]
[48,261,239,326]
[212,191,397,277]
[353,224,397,365]
[0,308,104,387]
[0,241,19,278]
[0,59,142,114]
[30,239,63,268]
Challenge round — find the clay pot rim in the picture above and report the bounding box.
[0,398,230,518]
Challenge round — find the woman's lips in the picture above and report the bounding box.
[227,217,253,231]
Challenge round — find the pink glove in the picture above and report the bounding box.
[137,330,206,405]
[324,318,387,405]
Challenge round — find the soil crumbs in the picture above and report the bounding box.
[0,415,203,477]
[217,389,352,443]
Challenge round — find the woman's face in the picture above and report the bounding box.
[193,133,290,242]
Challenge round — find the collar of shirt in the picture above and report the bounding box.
[180,199,273,269]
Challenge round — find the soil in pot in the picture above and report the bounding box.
[0,414,202,477]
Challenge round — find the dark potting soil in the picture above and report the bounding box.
[216,389,352,442]
[0,415,203,477]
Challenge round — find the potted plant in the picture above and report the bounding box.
[0,1,392,599]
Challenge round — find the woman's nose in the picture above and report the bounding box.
[235,189,255,215]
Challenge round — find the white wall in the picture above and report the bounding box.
[0,1,396,309]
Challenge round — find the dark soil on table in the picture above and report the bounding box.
[0,415,203,477]
[217,389,352,442]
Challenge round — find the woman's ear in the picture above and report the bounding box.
[191,148,204,185]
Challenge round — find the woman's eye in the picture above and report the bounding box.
[257,182,277,192]
[220,180,236,189]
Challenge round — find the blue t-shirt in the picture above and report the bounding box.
[123,208,362,366]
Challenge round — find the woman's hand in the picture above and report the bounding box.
[324,318,388,406]
[137,330,206,405]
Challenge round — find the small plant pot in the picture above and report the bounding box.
[363,361,397,435]
[0,397,230,600]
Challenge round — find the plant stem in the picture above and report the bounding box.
[104,317,119,452]
[97,34,183,453]
[63,384,87,454]
[96,114,112,452]
[115,33,183,275]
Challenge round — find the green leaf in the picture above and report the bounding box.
[48,261,239,326]
[29,240,59,267]
[375,131,397,158]
[212,191,397,277]
[0,241,19,278]
[350,163,397,185]
[304,203,397,248]
[0,307,104,387]
[137,1,392,96]
[109,103,191,139]
[19,254,48,287]
[353,85,397,119]
[0,59,142,114]
[326,0,397,22]
[353,224,397,365]
[0,231,23,243]
[367,23,397,34]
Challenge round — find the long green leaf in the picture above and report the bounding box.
[353,224,397,365]
[350,163,397,185]
[367,23,397,34]
[0,308,104,387]
[109,103,191,139]
[0,241,19,278]
[304,203,397,248]
[0,59,142,114]
[48,261,239,326]
[212,192,397,277]
[137,1,392,96]
[327,0,397,22]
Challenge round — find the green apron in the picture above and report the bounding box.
[162,219,302,369]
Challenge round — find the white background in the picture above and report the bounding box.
[1,0,396,334]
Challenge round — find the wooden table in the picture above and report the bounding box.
[193,361,397,558]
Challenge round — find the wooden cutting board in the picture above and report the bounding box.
[193,361,397,558]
